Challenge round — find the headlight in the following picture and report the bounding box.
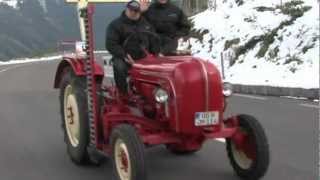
[154,88,169,103]
[223,82,233,97]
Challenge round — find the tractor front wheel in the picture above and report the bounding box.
[111,124,146,180]
[226,114,269,179]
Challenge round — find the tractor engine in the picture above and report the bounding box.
[130,56,225,135]
[132,82,159,119]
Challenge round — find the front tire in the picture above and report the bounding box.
[226,114,270,179]
[111,124,146,180]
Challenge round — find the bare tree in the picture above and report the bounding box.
[181,0,208,16]
[208,0,217,11]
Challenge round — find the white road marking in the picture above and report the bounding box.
[0,64,31,74]
[234,93,267,100]
[300,103,319,109]
[0,65,20,73]
[281,96,308,100]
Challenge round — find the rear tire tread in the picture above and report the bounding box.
[59,67,103,165]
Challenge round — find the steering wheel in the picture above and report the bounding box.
[122,31,161,60]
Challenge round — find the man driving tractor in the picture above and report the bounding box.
[106,0,160,95]
[141,0,191,55]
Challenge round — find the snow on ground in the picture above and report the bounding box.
[0,0,18,9]
[0,51,109,66]
[190,0,319,89]
[0,55,61,66]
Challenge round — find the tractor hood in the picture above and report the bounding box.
[131,55,224,134]
[132,56,192,74]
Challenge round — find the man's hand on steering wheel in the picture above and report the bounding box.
[123,31,161,60]
[125,54,135,65]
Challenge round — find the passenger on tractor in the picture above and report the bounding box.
[140,0,191,55]
[106,0,160,95]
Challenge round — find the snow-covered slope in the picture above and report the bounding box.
[0,0,48,11]
[190,0,319,89]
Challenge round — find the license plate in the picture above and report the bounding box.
[195,111,219,126]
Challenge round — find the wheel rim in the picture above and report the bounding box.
[231,129,256,170]
[115,139,131,180]
[64,85,80,147]
[231,142,253,169]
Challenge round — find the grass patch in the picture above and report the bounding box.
[224,38,240,50]
[277,0,311,18]
[302,44,315,54]
[235,36,263,60]
[189,29,209,43]
[254,6,275,12]
[268,46,280,59]
[284,54,303,65]
[289,66,298,73]
[244,16,256,23]
[256,30,277,58]
[235,0,244,6]
[256,1,312,58]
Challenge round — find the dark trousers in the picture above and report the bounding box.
[112,58,131,94]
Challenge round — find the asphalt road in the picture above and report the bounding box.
[0,59,318,180]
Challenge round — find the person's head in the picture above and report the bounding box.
[156,0,168,4]
[125,1,141,21]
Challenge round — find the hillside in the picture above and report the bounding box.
[0,0,207,61]
[190,0,319,88]
[0,0,123,61]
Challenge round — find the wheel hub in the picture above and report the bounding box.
[67,107,74,124]
[64,85,80,147]
[120,149,129,172]
[115,139,131,180]
[231,129,256,169]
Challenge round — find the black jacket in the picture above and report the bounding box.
[106,12,160,60]
[143,2,191,40]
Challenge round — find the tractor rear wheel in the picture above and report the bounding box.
[59,67,103,165]
[111,124,146,180]
[226,114,269,179]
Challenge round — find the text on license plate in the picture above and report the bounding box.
[195,111,219,126]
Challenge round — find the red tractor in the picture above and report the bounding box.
[54,1,269,180]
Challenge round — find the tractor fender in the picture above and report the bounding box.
[54,57,104,88]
